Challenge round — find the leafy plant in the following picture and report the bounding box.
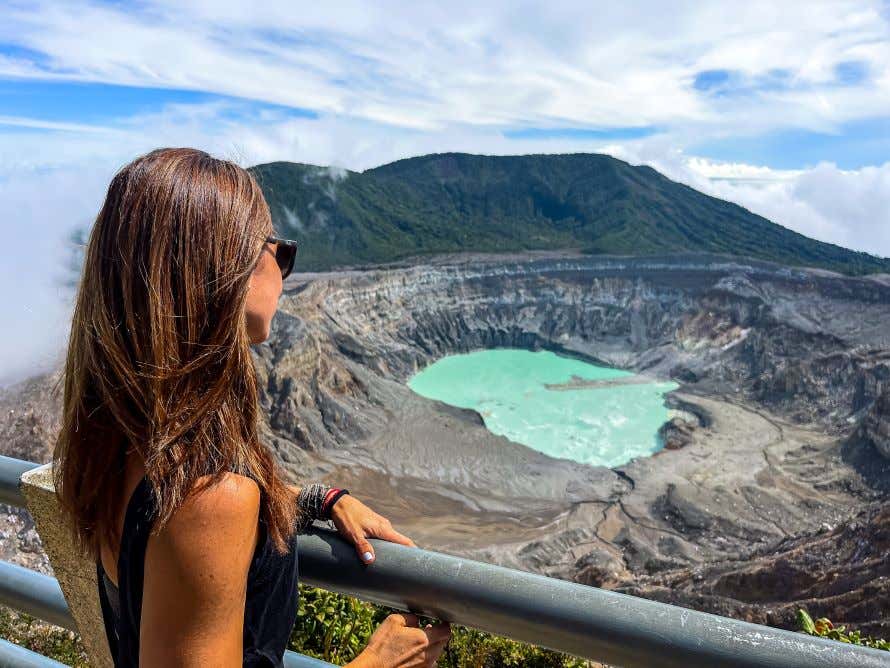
[0,605,89,667]
[797,608,889,651]
[289,585,387,664]
[288,586,595,667]
[438,625,592,668]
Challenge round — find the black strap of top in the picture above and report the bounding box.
[97,560,121,661]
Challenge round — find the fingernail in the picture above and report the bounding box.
[362,551,374,562]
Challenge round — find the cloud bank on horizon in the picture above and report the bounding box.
[1,0,889,384]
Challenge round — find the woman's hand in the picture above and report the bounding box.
[330,494,416,563]
[347,613,451,668]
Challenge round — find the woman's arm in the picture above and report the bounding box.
[139,473,261,667]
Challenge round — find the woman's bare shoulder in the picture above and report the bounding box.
[181,472,261,516]
[159,472,261,556]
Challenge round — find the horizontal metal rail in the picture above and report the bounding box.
[0,561,73,631]
[0,456,38,507]
[2,455,888,667]
[0,638,68,668]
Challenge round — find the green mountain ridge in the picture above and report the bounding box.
[248,152,890,275]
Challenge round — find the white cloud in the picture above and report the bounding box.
[605,145,890,259]
[0,163,112,385]
[0,115,116,133]
[776,162,890,255]
[0,1,888,135]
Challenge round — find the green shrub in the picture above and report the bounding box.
[0,605,88,666]
[437,625,591,667]
[797,609,889,651]
[289,586,593,666]
[289,585,387,664]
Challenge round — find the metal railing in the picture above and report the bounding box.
[1,455,888,668]
[0,638,68,668]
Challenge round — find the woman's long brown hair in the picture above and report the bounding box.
[54,147,298,561]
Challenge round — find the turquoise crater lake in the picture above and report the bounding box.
[407,349,679,468]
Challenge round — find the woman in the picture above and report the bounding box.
[52,147,451,667]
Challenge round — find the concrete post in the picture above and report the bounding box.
[20,462,114,668]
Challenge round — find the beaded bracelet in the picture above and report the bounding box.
[296,483,329,520]
[321,488,350,519]
[294,483,350,532]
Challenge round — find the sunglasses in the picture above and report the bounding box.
[265,235,298,279]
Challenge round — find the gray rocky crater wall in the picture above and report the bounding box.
[259,253,890,459]
[248,253,890,633]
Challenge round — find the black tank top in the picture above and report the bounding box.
[96,474,301,667]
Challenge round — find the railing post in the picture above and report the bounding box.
[19,463,114,668]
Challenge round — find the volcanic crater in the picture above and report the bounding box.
[4,250,890,635]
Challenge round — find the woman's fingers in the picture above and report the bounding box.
[397,612,420,627]
[424,622,451,645]
[352,532,376,564]
[424,622,452,665]
[376,524,417,547]
[365,520,417,548]
[342,517,418,564]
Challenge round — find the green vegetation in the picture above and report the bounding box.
[289,586,592,667]
[249,152,890,275]
[797,609,889,651]
[0,605,89,667]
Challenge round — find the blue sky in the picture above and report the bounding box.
[0,78,318,127]
[689,117,890,171]
[1,0,889,383]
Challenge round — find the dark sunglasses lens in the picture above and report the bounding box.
[276,244,296,278]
